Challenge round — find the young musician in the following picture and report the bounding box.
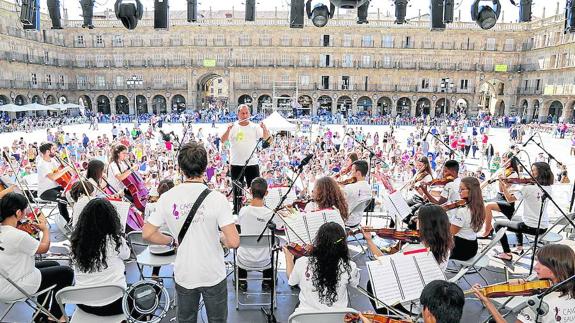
[417,159,461,211]
[143,142,239,323]
[221,104,271,215]
[85,159,108,192]
[403,156,434,228]
[107,144,139,200]
[37,142,71,222]
[283,222,360,311]
[145,179,175,278]
[305,176,349,223]
[493,162,554,261]
[69,180,95,227]
[481,151,520,237]
[447,176,485,261]
[0,192,74,322]
[70,198,130,316]
[473,244,575,323]
[342,160,372,227]
[236,177,273,291]
[335,152,358,180]
[420,280,465,323]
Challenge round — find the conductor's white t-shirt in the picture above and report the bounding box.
[228,123,263,166]
[147,183,235,289]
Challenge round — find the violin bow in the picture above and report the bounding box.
[61,146,90,198]
[351,285,413,321]
[1,151,40,221]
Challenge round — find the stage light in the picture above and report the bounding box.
[187,0,197,22]
[356,0,370,24]
[394,0,408,24]
[471,0,501,30]
[305,1,334,27]
[430,0,454,30]
[566,0,575,33]
[114,0,144,30]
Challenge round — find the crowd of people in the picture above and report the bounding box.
[0,103,573,323]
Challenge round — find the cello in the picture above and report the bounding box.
[121,160,149,212]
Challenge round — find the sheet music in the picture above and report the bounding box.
[366,258,403,307]
[414,252,446,285]
[304,213,327,244]
[280,213,310,244]
[320,209,346,227]
[265,186,297,209]
[383,191,412,220]
[110,200,131,230]
[391,255,425,301]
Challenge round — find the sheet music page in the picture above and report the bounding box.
[391,254,425,302]
[320,209,346,227]
[414,252,446,285]
[388,191,412,220]
[265,187,297,210]
[279,212,310,244]
[304,212,327,244]
[109,200,131,230]
[366,258,403,307]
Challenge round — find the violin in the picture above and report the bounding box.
[286,242,313,258]
[467,279,551,298]
[441,199,467,211]
[17,208,42,239]
[362,228,420,243]
[338,177,358,185]
[344,313,413,323]
[291,199,313,211]
[428,175,455,186]
[500,178,536,185]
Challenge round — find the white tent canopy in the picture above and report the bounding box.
[0,104,32,112]
[48,103,81,111]
[262,111,297,132]
[22,103,48,111]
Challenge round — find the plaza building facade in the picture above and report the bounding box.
[0,0,574,122]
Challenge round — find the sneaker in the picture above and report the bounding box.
[238,281,247,292]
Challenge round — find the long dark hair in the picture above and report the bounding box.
[533,162,554,186]
[417,204,454,264]
[111,144,127,163]
[0,193,28,222]
[461,177,485,232]
[313,177,349,221]
[308,222,352,306]
[537,244,575,298]
[70,199,123,273]
[86,159,105,182]
[503,151,519,175]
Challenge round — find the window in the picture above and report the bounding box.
[321,76,330,89]
[30,73,37,85]
[535,79,541,90]
[77,75,88,87]
[486,38,496,51]
[362,35,373,47]
[361,55,371,67]
[281,74,290,82]
[260,35,272,46]
[504,39,514,51]
[323,35,330,47]
[95,35,104,47]
[341,76,350,90]
[420,78,430,89]
[261,74,271,85]
[280,55,291,66]
[382,35,393,48]
[299,55,311,67]
[215,34,226,46]
[218,89,222,95]
[301,35,311,46]
[113,35,123,47]
[300,75,310,86]
[96,75,106,87]
[404,36,412,48]
[58,75,64,85]
[44,51,49,62]
[239,35,251,46]
[240,74,249,84]
[320,54,330,67]
[383,55,392,67]
[280,35,291,46]
[45,74,52,86]
[342,54,353,68]
[114,55,124,67]
[343,34,352,47]
[76,35,84,46]
[460,79,469,90]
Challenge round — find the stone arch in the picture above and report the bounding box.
[337,95,353,117]
[397,97,411,117]
[548,100,563,122]
[297,95,312,116]
[532,100,541,121]
[0,95,9,105]
[78,95,92,112]
[376,96,392,115]
[357,96,373,115]
[257,94,272,112]
[317,95,333,114]
[520,99,529,119]
[96,95,111,114]
[455,98,469,115]
[277,94,291,111]
[171,94,186,113]
[14,95,26,105]
[31,95,42,104]
[237,94,254,113]
[435,98,450,117]
[46,95,57,105]
[479,79,506,114]
[152,95,167,114]
[196,72,228,110]
[495,100,505,116]
[416,97,431,117]
[115,95,129,114]
[136,95,148,115]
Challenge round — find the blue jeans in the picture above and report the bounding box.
[175,279,228,323]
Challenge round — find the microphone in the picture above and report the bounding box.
[423,127,432,141]
[522,133,537,147]
[299,154,314,169]
[527,295,549,316]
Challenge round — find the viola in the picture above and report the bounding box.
[442,199,467,211]
[286,242,313,258]
[428,175,455,186]
[121,164,149,212]
[344,313,413,323]
[17,208,42,239]
[363,228,420,243]
[501,178,536,185]
[291,199,313,211]
[338,177,358,185]
[468,279,551,298]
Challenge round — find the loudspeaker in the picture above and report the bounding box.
[187,0,197,22]
[21,0,39,30]
[566,0,575,33]
[290,0,305,28]
[444,0,454,23]
[519,0,532,22]
[430,0,445,30]
[46,0,62,28]
[245,0,255,21]
[357,0,369,24]
[154,0,169,29]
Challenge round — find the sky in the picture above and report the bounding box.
[39,0,565,22]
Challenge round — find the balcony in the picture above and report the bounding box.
[361,40,374,48]
[517,87,543,95]
[150,39,163,47]
[112,40,124,47]
[131,39,144,47]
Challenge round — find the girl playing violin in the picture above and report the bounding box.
[493,162,554,261]
[481,151,520,237]
[473,244,575,323]
[304,176,349,224]
[448,177,485,261]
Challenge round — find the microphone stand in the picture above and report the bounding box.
[256,160,307,323]
[229,138,263,213]
[513,157,575,275]
[345,133,376,225]
[532,273,575,322]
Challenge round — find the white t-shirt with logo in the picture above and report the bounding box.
[0,225,41,300]
[514,185,551,229]
[288,256,360,311]
[229,123,263,166]
[517,292,575,323]
[343,180,372,227]
[107,161,128,192]
[237,205,273,268]
[147,183,235,289]
[441,177,461,216]
[37,158,60,196]
[450,207,478,241]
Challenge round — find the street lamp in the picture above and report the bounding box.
[126,75,143,121]
[440,77,454,116]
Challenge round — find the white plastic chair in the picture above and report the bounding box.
[126,231,176,280]
[288,307,358,323]
[346,197,373,259]
[0,269,58,322]
[234,234,277,310]
[55,285,125,323]
[449,228,508,286]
